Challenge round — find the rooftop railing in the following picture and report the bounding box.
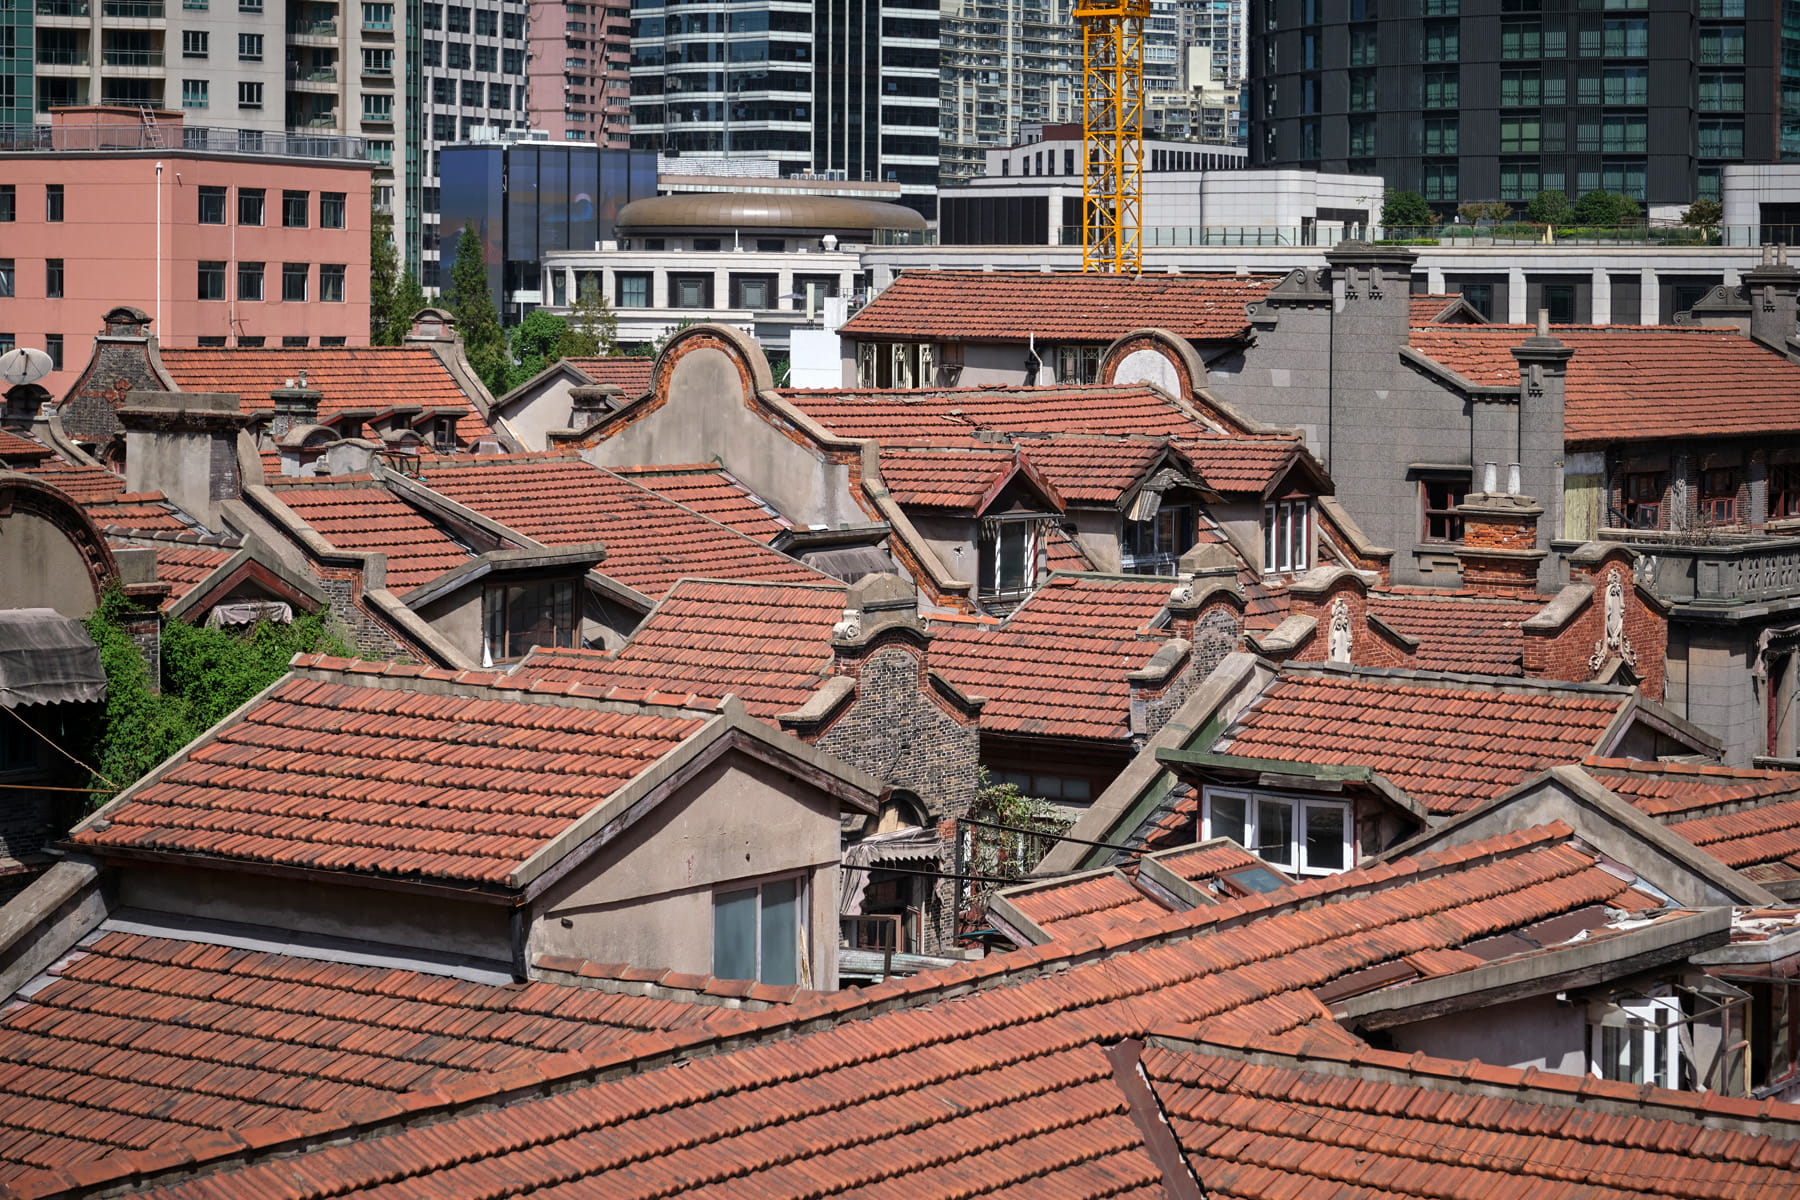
[0,121,367,161]
[1572,534,1800,610]
[879,223,1800,251]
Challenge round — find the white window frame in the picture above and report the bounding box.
[1589,992,1683,1090]
[1200,785,1351,875]
[1263,499,1310,574]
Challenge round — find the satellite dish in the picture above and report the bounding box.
[0,348,52,387]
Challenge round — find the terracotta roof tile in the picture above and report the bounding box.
[15,462,127,503]
[110,825,1780,1200]
[1184,436,1308,495]
[0,429,52,461]
[1584,756,1800,818]
[1665,798,1800,877]
[85,492,194,533]
[149,546,235,610]
[157,347,496,444]
[779,383,1213,440]
[1409,293,1477,324]
[1218,668,1634,814]
[1047,526,1097,571]
[412,454,824,597]
[609,465,791,543]
[1004,872,1174,941]
[267,480,473,592]
[1367,591,1544,675]
[68,666,712,886]
[1007,436,1171,503]
[563,357,654,395]
[1409,325,1800,445]
[930,574,1178,741]
[0,931,729,1186]
[877,445,1021,509]
[839,270,1280,342]
[1154,840,1268,885]
[511,579,846,720]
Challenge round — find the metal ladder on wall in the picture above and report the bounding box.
[141,108,164,149]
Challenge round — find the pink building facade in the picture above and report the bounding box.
[0,108,374,398]
[525,0,630,146]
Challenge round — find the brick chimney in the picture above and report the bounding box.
[1454,463,1546,593]
[1740,244,1800,358]
[568,383,622,432]
[269,379,323,442]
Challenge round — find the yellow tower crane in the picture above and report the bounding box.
[1077,0,1150,273]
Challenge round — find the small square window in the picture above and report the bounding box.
[238,81,264,108]
[237,261,265,302]
[281,262,308,302]
[320,264,345,302]
[238,33,263,60]
[238,188,265,226]
[320,192,346,229]
[182,79,209,107]
[181,30,208,56]
[1420,477,1466,543]
[617,273,650,307]
[198,186,227,224]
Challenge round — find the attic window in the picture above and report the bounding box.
[979,516,1042,599]
[1262,499,1310,574]
[1201,786,1349,875]
[482,579,576,665]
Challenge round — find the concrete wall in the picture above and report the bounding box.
[581,342,865,530]
[0,507,102,617]
[1384,993,1590,1076]
[1070,507,1123,572]
[414,584,485,664]
[1665,624,1762,766]
[531,749,844,990]
[909,512,980,587]
[498,375,582,452]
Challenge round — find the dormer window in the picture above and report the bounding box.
[1263,499,1310,574]
[1201,785,1349,874]
[980,516,1043,601]
[482,579,577,665]
[1123,503,1196,576]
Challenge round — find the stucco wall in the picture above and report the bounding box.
[0,508,101,616]
[1384,993,1590,1076]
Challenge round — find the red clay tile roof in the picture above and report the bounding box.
[1007,435,1170,504]
[564,356,654,395]
[877,445,1022,510]
[0,929,732,1186]
[779,383,1213,439]
[930,574,1179,741]
[1664,800,1800,884]
[149,546,234,609]
[69,663,714,887]
[267,479,473,592]
[413,453,823,597]
[1584,756,1800,818]
[1409,293,1472,324]
[85,491,193,533]
[1047,525,1097,571]
[1367,590,1544,675]
[1184,436,1309,495]
[157,347,496,444]
[609,464,791,543]
[1153,839,1268,886]
[839,270,1280,342]
[15,461,126,503]
[512,579,847,720]
[1409,325,1800,445]
[0,429,52,461]
[1217,667,1636,814]
[1002,871,1173,941]
[103,825,1765,1200]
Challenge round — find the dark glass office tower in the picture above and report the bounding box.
[1249,0,1784,210]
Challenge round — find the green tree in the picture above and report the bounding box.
[1457,200,1513,224]
[506,310,574,391]
[1571,190,1642,227]
[964,770,1069,913]
[389,267,428,340]
[1381,189,1438,228]
[445,223,509,395]
[1524,190,1573,225]
[628,318,699,360]
[369,211,406,345]
[1682,198,1723,227]
[567,275,618,358]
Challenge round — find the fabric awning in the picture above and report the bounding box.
[802,545,900,583]
[0,608,105,708]
[839,825,942,915]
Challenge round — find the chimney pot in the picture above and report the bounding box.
[1482,461,1498,494]
[1536,309,1550,337]
[1507,462,1521,494]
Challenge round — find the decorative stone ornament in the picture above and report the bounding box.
[1589,568,1638,673]
[1328,595,1354,663]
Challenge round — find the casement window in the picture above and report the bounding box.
[45,259,62,299]
[238,187,265,226]
[481,579,576,665]
[980,517,1041,598]
[1263,499,1310,574]
[320,264,346,302]
[615,273,650,307]
[0,260,13,298]
[197,262,225,300]
[1055,343,1102,384]
[1123,503,1196,576]
[713,875,804,985]
[1420,478,1466,543]
[0,185,13,222]
[320,192,347,229]
[988,769,1092,805]
[1201,787,1351,874]
[282,190,308,228]
[1619,471,1665,529]
[198,186,226,224]
[45,335,62,370]
[1770,464,1800,520]
[44,185,62,223]
[1699,467,1740,525]
[281,263,308,302]
[237,261,264,302]
[1590,992,1684,1089]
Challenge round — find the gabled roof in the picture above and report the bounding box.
[0,429,52,462]
[148,545,235,609]
[929,573,1178,741]
[411,453,824,597]
[511,578,848,720]
[83,825,1789,1200]
[1583,756,1800,818]
[265,478,474,593]
[157,347,496,444]
[564,356,655,395]
[876,444,1063,513]
[839,270,1281,342]
[609,464,791,543]
[1215,666,1644,815]
[1004,435,1174,504]
[84,491,195,534]
[13,461,127,503]
[0,927,736,1187]
[1408,325,1800,445]
[1367,589,1545,675]
[1184,435,1322,496]
[1409,292,1486,324]
[1664,800,1800,887]
[777,383,1215,439]
[68,658,726,888]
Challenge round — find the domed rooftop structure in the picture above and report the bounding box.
[617,192,927,239]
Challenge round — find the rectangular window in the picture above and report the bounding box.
[671,274,712,308]
[1263,500,1310,573]
[1348,116,1376,157]
[182,79,209,107]
[1604,113,1649,153]
[712,876,802,985]
[197,260,225,300]
[45,335,62,370]
[1699,119,1744,158]
[44,185,62,223]
[1423,162,1458,201]
[1770,464,1800,520]
[1603,67,1647,105]
[1603,17,1647,56]
[238,81,264,108]
[198,186,226,224]
[282,336,310,348]
[320,193,346,228]
[1700,26,1745,64]
[481,579,576,663]
[320,336,347,346]
[1501,20,1541,57]
[446,3,468,30]
[503,48,524,73]
[1619,471,1665,529]
[44,259,62,299]
[1422,116,1458,155]
[423,39,441,66]
[237,262,264,301]
[488,82,508,108]
[362,1,393,28]
[197,336,227,346]
[0,260,11,298]
[281,262,307,302]
[1423,20,1459,61]
[1350,70,1377,111]
[238,188,264,226]
[422,1,440,26]
[447,42,470,68]
[281,190,308,228]
[1202,788,1351,875]
[238,32,262,60]
[475,45,496,71]
[1349,25,1377,65]
[181,30,207,56]
[362,94,393,121]
[320,264,345,302]
[1122,504,1197,575]
[1591,994,1684,1089]
[0,186,13,223]
[237,336,265,347]
[1699,467,1740,524]
[1501,117,1541,153]
[730,274,774,310]
[1421,478,1466,542]
[1500,70,1540,107]
[1423,69,1458,108]
[475,7,496,34]
[1700,72,1745,111]
[461,79,482,106]
[239,0,261,11]
[981,518,1039,596]
[616,273,650,307]
[363,47,392,74]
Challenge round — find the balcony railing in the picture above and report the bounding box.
[35,49,89,65]
[1567,535,1800,611]
[34,1,89,14]
[286,65,338,82]
[101,1,164,15]
[0,121,367,161]
[286,19,336,34]
[101,49,164,66]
